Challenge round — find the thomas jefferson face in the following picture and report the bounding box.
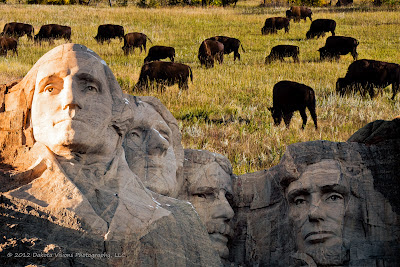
[187,162,234,259]
[286,160,349,265]
[31,53,113,156]
[124,102,178,196]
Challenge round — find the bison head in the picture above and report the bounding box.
[268,107,282,125]
[286,10,293,20]
[336,78,348,96]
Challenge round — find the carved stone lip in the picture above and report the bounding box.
[209,233,228,245]
[304,231,335,243]
[54,118,84,125]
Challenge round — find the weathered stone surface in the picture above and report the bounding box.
[230,139,400,266]
[348,118,400,145]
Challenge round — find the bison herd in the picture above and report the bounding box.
[1,9,399,129]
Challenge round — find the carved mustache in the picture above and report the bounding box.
[206,221,232,237]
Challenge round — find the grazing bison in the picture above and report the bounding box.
[122,32,152,55]
[306,19,336,39]
[198,39,224,68]
[206,36,245,61]
[0,36,18,56]
[268,80,317,129]
[286,6,312,22]
[34,24,71,44]
[265,45,299,64]
[134,61,193,92]
[319,36,359,61]
[261,17,290,35]
[144,45,175,63]
[2,22,34,40]
[94,24,124,44]
[336,59,400,99]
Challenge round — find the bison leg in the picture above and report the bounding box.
[284,26,289,33]
[299,109,308,129]
[351,50,358,61]
[234,50,240,61]
[293,54,299,63]
[331,30,335,36]
[283,112,293,128]
[392,83,399,100]
[308,106,318,129]
[179,80,189,91]
[170,56,175,62]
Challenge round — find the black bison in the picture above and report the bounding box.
[0,36,18,56]
[2,22,34,40]
[198,39,224,68]
[134,61,193,92]
[268,80,317,129]
[34,24,71,44]
[122,32,152,55]
[286,6,312,22]
[336,59,400,99]
[261,17,290,35]
[265,45,299,64]
[318,36,359,61]
[306,19,336,39]
[94,24,124,44]
[206,36,245,61]
[144,45,175,63]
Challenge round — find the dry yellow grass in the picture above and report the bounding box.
[0,2,399,174]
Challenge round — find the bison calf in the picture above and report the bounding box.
[134,61,193,92]
[198,39,224,68]
[144,46,175,63]
[206,36,245,61]
[286,6,312,22]
[336,59,400,99]
[0,36,18,56]
[94,24,124,44]
[265,45,299,64]
[319,36,359,61]
[261,17,290,35]
[269,80,317,129]
[122,32,152,55]
[306,19,336,39]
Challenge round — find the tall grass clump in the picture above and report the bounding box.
[0,2,399,174]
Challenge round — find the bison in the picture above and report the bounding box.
[206,36,245,61]
[286,6,312,22]
[268,80,317,129]
[318,36,359,61]
[34,24,71,44]
[261,17,290,35]
[94,24,124,44]
[144,45,175,63]
[306,19,336,39]
[336,59,400,99]
[0,36,18,56]
[122,32,152,55]
[265,45,299,64]
[198,39,224,68]
[2,22,34,40]
[134,61,193,92]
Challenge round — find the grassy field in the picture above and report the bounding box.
[0,2,399,174]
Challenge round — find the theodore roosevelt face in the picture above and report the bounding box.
[31,53,113,157]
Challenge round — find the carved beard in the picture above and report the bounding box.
[304,242,348,266]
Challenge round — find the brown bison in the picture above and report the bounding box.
[268,80,317,129]
[0,36,18,56]
[198,39,224,68]
[122,32,152,55]
[336,59,400,99]
[34,24,71,44]
[265,45,299,64]
[286,6,312,22]
[134,61,193,92]
[318,36,359,61]
[261,17,290,35]
[206,36,245,61]
[144,45,175,63]
[2,22,34,40]
[306,19,336,39]
[94,24,124,44]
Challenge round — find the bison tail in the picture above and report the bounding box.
[147,36,153,44]
[240,43,246,53]
[189,66,193,83]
